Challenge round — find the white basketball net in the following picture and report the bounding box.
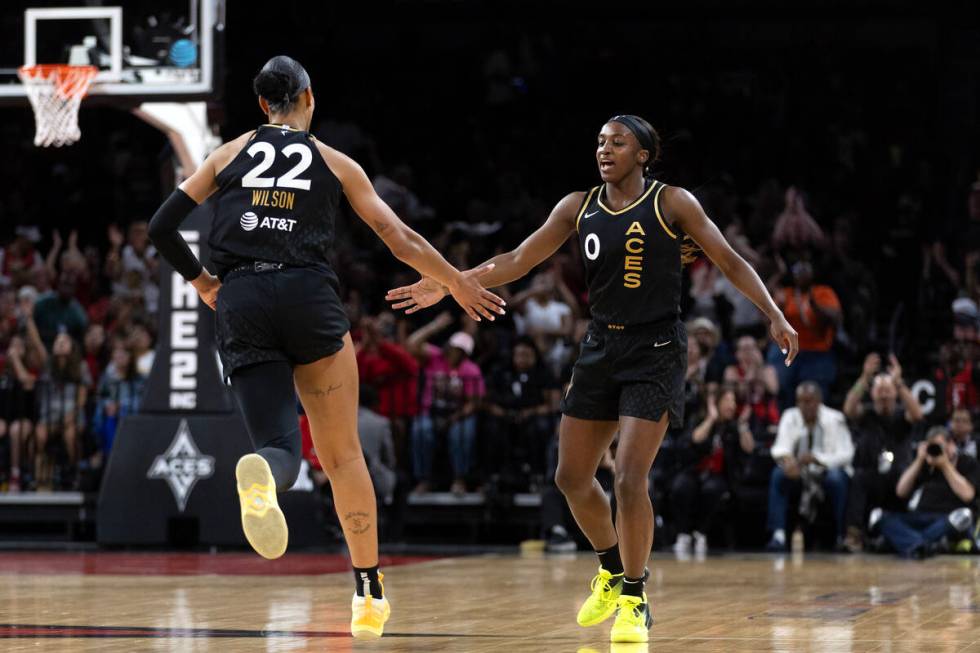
[18,65,98,147]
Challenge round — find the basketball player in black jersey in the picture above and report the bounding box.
[148,56,505,639]
[388,115,799,642]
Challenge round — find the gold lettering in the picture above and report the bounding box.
[626,221,646,236]
[626,238,644,254]
[624,272,642,288]
[251,190,264,205]
[624,255,643,271]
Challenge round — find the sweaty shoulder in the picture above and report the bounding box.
[554,190,588,226]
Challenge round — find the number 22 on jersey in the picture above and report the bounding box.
[241,141,313,190]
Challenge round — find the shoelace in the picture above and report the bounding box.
[619,597,646,626]
[589,571,616,600]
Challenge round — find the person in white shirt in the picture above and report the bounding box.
[766,381,854,551]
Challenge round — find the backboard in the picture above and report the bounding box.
[0,0,225,105]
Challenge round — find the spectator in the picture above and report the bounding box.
[687,317,729,393]
[484,336,559,490]
[1,335,41,492]
[771,187,827,254]
[724,335,780,431]
[35,333,91,490]
[82,324,108,388]
[950,408,978,459]
[0,226,45,289]
[32,272,88,349]
[671,386,755,554]
[105,222,159,314]
[407,314,486,495]
[930,297,980,420]
[128,321,156,378]
[840,354,923,552]
[771,260,842,407]
[766,382,854,551]
[511,271,575,377]
[92,344,145,456]
[358,385,397,506]
[878,426,980,558]
[355,314,419,439]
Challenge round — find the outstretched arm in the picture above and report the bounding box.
[386,191,582,313]
[666,186,799,366]
[319,144,504,322]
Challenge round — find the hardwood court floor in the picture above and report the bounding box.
[2,550,980,652]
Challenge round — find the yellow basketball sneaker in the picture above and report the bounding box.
[235,453,288,560]
[576,567,624,626]
[351,573,391,639]
[610,593,652,643]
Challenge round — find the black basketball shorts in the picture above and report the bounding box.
[215,265,350,381]
[560,319,687,426]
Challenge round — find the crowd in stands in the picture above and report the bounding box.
[1,18,978,558]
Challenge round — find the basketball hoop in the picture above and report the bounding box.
[18,64,98,147]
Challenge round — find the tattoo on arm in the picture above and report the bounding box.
[344,511,371,535]
[373,220,390,235]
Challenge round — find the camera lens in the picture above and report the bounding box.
[927,443,943,457]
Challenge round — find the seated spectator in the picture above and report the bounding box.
[950,408,978,459]
[840,353,922,552]
[484,336,559,490]
[929,297,980,421]
[407,313,486,495]
[35,333,91,490]
[33,272,88,349]
[92,344,145,456]
[766,382,854,551]
[879,426,980,558]
[671,386,755,554]
[358,385,397,506]
[771,260,841,408]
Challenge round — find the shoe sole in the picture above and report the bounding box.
[236,454,288,560]
[611,630,650,643]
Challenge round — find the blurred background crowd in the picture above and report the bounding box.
[1,7,979,557]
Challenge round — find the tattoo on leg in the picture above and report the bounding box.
[307,383,343,399]
[344,511,371,535]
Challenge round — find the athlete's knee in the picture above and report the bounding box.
[554,464,592,497]
[614,469,650,505]
[319,450,365,476]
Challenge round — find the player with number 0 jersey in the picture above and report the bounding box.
[387,114,798,643]
[147,55,504,639]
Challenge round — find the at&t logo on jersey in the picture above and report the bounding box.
[240,211,259,231]
[240,212,297,233]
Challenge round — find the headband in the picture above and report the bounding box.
[609,114,655,155]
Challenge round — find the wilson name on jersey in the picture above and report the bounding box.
[209,124,342,278]
[576,179,682,326]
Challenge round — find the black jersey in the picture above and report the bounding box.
[209,124,343,279]
[575,179,681,326]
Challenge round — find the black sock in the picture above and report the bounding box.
[595,544,624,576]
[353,566,384,599]
[621,575,645,598]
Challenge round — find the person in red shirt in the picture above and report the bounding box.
[355,315,419,421]
[772,260,841,408]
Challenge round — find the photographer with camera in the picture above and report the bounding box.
[840,353,923,552]
[877,426,980,558]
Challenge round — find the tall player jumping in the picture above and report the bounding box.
[388,115,798,643]
[148,56,505,639]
